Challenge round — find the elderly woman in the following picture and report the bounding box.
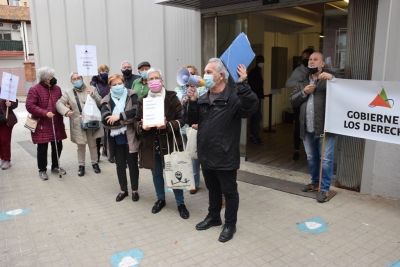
[26,66,67,181]
[134,68,190,219]
[174,65,207,194]
[101,74,140,202]
[56,72,103,177]
[0,89,18,170]
[91,64,112,163]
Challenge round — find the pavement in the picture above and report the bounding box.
[1,101,400,267]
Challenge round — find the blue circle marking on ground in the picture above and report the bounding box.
[387,260,400,267]
[110,249,144,267]
[0,209,30,221]
[296,217,327,234]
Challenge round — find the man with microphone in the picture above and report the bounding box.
[185,58,258,242]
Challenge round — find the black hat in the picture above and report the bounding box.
[137,61,151,69]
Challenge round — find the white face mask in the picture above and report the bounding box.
[258,63,264,68]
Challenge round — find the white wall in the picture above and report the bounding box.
[362,0,400,199]
[30,0,201,91]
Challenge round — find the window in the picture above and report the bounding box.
[0,30,12,40]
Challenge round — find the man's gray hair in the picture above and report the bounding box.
[147,68,163,79]
[70,71,82,81]
[208,58,229,83]
[121,61,132,69]
[37,66,55,82]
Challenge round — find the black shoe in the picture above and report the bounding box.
[152,200,166,214]
[317,191,329,203]
[196,215,222,230]
[218,224,236,242]
[92,163,101,174]
[108,158,115,164]
[78,166,85,177]
[178,204,189,219]
[116,191,128,202]
[250,137,263,144]
[132,192,139,202]
[302,184,319,192]
[292,151,300,162]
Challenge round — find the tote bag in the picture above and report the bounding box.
[185,127,198,159]
[164,122,195,190]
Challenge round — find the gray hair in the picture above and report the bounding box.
[208,58,229,83]
[70,71,82,81]
[121,61,132,69]
[37,66,55,82]
[147,68,163,79]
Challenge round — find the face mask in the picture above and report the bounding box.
[111,84,125,96]
[203,74,216,89]
[49,77,57,86]
[100,73,108,80]
[149,80,163,93]
[140,71,148,79]
[258,63,264,68]
[122,69,132,76]
[308,66,319,74]
[73,80,83,88]
[302,59,309,67]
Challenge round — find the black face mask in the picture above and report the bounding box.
[49,77,57,86]
[122,69,132,76]
[302,58,309,67]
[308,66,319,74]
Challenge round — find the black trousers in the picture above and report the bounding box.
[202,169,239,226]
[115,145,139,191]
[37,141,63,172]
[293,106,301,150]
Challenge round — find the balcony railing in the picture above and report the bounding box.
[0,40,23,51]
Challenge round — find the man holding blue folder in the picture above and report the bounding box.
[185,58,258,242]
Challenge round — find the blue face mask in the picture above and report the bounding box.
[100,73,108,80]
[111,84,125,97]
[73,80,83,88]
[140,71,148,79]
[203,74,215,89]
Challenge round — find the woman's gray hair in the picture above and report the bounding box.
[37,66,55,82]
[70,71,82,81]
[121,61,132,69]
[208,58,229,83]
[147,68,163,79]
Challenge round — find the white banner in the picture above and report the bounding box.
[0,72,18,102]
[75,45,98,76]
[325,79,400,144]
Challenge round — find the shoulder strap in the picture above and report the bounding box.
[73,89,82,114]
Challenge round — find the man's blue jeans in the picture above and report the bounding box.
[151,153,184,205]
[303,132,335,192]
[182,134,201,187]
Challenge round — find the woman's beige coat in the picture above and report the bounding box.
[56,83,103,144]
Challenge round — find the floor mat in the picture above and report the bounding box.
[237,170,337,201]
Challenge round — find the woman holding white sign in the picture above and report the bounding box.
[0,90,18,170]
[134,68,190,219]
[101,74,140,203]
[56,72,103,177]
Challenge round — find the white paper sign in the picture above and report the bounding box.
[75,45,98,76]
[143,97,164,127]
[0,72,18,102]
[325,79,400,145]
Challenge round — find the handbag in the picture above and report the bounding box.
[24,114,39,133]
[73,89,100,130]
[185,127,198,159]
[164,121,195,190]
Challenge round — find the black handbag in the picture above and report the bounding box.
[73,90,100,130]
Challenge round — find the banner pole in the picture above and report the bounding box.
[318,132,326,193]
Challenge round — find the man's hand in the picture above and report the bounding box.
[303,84,316,95]
[187,87,198,101]
[318,72,334,81]
[46,112,55,118]
[237,64,247,83]
[156,117,167,130]
[65,111,73,117]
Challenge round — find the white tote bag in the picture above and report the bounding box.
[82,95,101,123]
[164,122,195,190]
[185,127,198,159]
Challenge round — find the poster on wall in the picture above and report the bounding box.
[75,45,98,76]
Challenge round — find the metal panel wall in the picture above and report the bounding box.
[29,0,201,91]
[335,0,378,191]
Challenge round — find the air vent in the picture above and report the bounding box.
[12,24,20,31]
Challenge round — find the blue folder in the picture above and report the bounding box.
[220,32,255,82]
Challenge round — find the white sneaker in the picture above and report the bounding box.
[39,171,48,181]
[0,160,4,168]
[1,161,11,170]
